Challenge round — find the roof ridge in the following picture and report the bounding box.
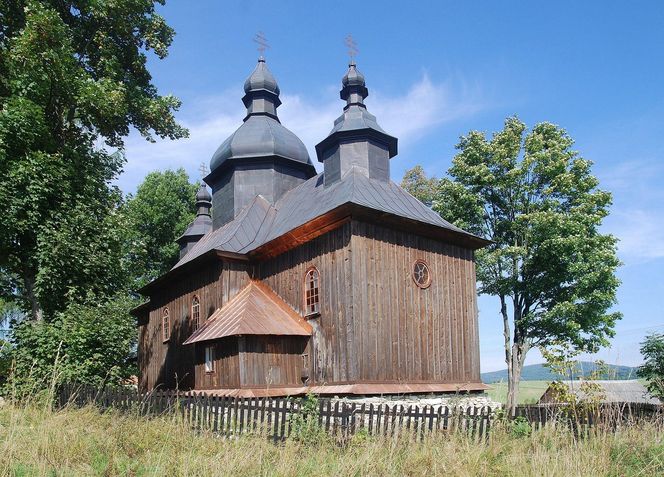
[218,195,272,247]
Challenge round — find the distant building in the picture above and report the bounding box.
[539,380,661,405]
[133,56,489,397]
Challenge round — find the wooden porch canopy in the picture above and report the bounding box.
[183,281,312,345]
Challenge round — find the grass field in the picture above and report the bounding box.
[2,401,663,476]
[486,380,550,405]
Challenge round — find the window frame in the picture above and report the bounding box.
[204,345,215,373]
[303,266,321,317]
[412,259,432,289]
[161,307,170,342]
[191,295,201,331]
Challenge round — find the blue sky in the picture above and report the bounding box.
[120,1,664,372]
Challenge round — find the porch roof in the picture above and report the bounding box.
[183,281,312,345]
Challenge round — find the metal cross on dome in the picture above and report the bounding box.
[345,34,358,62]
[254,31,269,57]
[198,162,208,180]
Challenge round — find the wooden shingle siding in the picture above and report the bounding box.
[138,259,250,392]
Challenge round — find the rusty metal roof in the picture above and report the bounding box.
[183,281,312,345]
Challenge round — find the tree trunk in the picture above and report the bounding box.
[501,295,518,414]
[503,294,531,415]
[23,269,43,321]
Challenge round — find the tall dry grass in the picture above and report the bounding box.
[1,400,663,477]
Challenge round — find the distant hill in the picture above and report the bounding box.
[481,362,638,384]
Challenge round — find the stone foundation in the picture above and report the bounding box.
[333,392,502,409]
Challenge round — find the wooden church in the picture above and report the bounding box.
[134,56,489,397]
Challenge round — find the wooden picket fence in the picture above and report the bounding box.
[514,402,663,434]
[57,384,493,441]
[56,384,662,442]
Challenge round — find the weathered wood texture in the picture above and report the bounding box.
[140,216,481,393]
[238,336,307,387]
[194,337,239,389]
[138,259,250,392]
[257,221,353,385]
[349,220,481,384]
[257,219,481,387]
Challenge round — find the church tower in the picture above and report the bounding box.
[315,61,397,185]
[204,57,317,229]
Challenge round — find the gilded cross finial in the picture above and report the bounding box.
[198,162,209,180]
[345,34,358,63]
[254,31,269,58]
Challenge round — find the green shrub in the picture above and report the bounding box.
[289,393,328,445]
[510,416,532,438]
[4,294,137,398]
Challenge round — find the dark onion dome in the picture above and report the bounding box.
[244,57,280,95]
[315,61,397,162]
[341,61,368,97]
[209,58,313,174]
[195,181,212,203]
[177,183,212,257]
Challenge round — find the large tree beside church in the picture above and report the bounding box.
[0,0,187,321]
[402,117,621,412]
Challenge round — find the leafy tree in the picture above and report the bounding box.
[638,333,664,400]
[7,294,138,394]
[400,165,438,207]
[403,117,621,413]
[0,1,187,321]
[123,169,197,289]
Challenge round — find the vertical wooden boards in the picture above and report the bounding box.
[238,336,307,387]
[140,259,250,391]
[140,215,482,392]
[348,220,481,385]
[258,222,352,386]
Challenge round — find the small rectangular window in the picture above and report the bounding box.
[205,346,214,373]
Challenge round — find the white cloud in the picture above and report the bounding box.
[117,74,485,192]
[606,209,664,264]
[595,159,664,264]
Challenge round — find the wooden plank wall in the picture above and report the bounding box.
[239,336,307,387]
[138,259,250,391]
[257,219,481,387]
[350,220,481,384]
[194,337,239,389]
[257,222,353,385]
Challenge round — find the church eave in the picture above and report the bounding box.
[315,127,398,162]
[204,154,317,183]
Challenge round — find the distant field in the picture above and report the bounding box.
[486,380,550,404]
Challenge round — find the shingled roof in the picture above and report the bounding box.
[171,166,485,272]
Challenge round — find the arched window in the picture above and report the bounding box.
[191,296,200,331]
[161,307,170,342]
[304,267,320,316]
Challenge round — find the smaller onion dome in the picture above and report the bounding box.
[243,57,280,95]
[176,183,212,258]
[196,182,212,203]
[342,61,366,88]
[341,62,368,106]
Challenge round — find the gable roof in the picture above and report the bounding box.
[170,166,487,274]
[183,281,312,345]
